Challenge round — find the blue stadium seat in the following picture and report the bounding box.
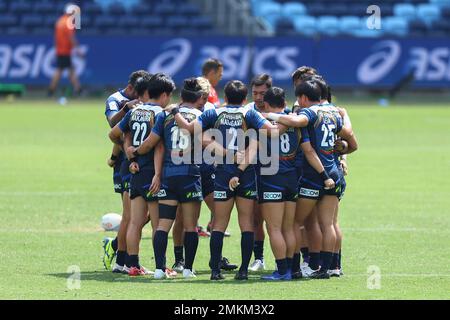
[0,1,6,13]
[416,4,441,26]
[177,3,200,16]
[190,16,214,29]
[0,14,17,27]
[43,15,58,28]
[118,16,139,28]
[293,16,317,37]
[166,16,189,29]
[130,3,153,16]
[21,15,44,28]
[317,16,340,36]
[32,27,53,35]
[94,15,116,28]
[108,2,126,15]
[409,19,428,33]
[442,6,450,18]
[306,3,326,16]
[83,2,103,15]
[327,4,348,16]
[393,3,416,20]
[10,1,33,14]
[282,2,306,19]
[154,3,177,16]
[430,0,450,9]
[383,16,409,36]
[347,4,369,17]
[140,16,164,29]
[339,16,361,36]
[6,27,28,35]
[275,19,296,35]
[258,2,282,27]
[34,1,55,14]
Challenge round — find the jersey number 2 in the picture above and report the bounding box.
[132,122,147,146]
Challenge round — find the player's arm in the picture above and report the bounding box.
[337,126,358,154]
[107,144,121,168]
[337,107,352,130]
[229,138,258,191]
[107,100,140,128]
[264,112,309,128]
[148,141,164,195]
[109,125,124,146]
[301,141,335,189]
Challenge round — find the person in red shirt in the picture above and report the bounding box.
[48,4,82,96]
[201,58,223,107]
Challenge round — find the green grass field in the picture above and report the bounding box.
[1,98,449,300]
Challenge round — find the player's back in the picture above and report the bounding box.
[300,104,343,172]
[105,90,131,122]
[123,103,163,168]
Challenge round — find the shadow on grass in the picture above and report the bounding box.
[46,270,308,285]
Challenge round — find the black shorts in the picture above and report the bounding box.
[200,164,215,197]
[113,156,124,194]
[298,170,343,200]
[56,55,72,69]
[129,167,159,202]
[257,171,298,203]
[158,175,203,203]
[214,167,257,201]
[119,159,131,194]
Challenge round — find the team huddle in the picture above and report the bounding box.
[102,59,358,281]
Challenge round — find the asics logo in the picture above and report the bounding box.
[148,39,191,76]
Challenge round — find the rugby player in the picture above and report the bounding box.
[109,73,164,276]
[166,80,283,280]
[102,70,149,272]
[130,77,205,279]
[265,80,358,279]
[245,73,273,272]
[202,58,223,107]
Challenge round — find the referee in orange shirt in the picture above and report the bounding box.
[48,3,82,97]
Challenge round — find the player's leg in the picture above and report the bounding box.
[282,201,297,274]
[180,201,201,278]
[291,222,303,278]
[313,195,339,279]
[48,68,63,96]
[153,199,178,279]
[249,203,266,272]
[294,197,317,276]
[260,202,288,280]
[329,204,343,277]
[172,207,185,272]
[299,228,309,264]
[304,207,322,272]
[68,66,81,94]
[126,195,148,275]
[235,196,255,280]
[209,198,233,280]
[114,191,131,272]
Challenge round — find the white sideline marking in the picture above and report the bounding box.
[341,273,450,278]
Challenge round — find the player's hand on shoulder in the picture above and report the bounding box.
[125,99,140,110]
[334,139,348,154]
[324,178,335,190]
[229,177,240,191]
[165,103,179,113]
[129,161,139,174]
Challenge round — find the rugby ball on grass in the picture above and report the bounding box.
[101,213,122,232]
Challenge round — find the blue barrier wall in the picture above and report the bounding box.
[1,36,449,88]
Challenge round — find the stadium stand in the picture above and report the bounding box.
[249,0,450,37]
[0,0,218,36]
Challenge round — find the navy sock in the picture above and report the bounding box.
[153,230,168,270]
[111,237,118,252]
[253,240,264,261]
[292,253,301,273]
[309,252,320,270]
[174,246,184,263]
[127,254,139,268]
[116,250,126,267]
[184,232,199,270]
[320,251,333,272]
[300,247,309,263]
[276,258,288,275]
[210,231,224,272]
[240,232,254,272]
[338,250,342,269]
[286,257,293,272]
[330,253,339,269]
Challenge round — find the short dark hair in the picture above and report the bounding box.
[263,87,285,109]
[224,80,248,105]
[134,74,152,97]
[291,66,317,85]
[201,58,223,76]
[295,80,321,102]
[304,75,329,101]
[147,73,176,99]
[181,78,203,103]
[128,70,150,88]
[251,73,272,89]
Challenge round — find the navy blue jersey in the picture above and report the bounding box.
[105,89,131,122]
[260,111,304,174]
[152,105,202,177]
[119,103,163,169]
[198,105,268,174]
[299,104,343,174]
